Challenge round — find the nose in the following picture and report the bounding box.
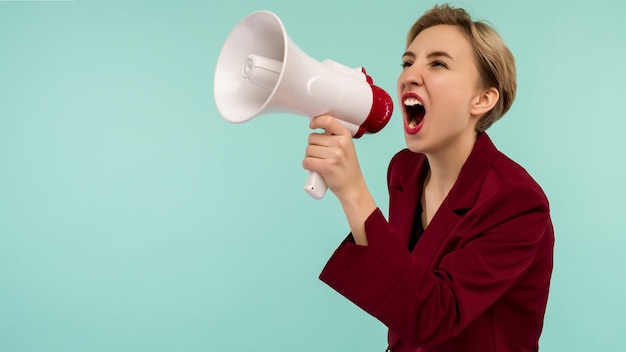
[398,64,424,89]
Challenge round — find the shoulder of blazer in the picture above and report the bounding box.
[454,134,549,214]
[488,152,551,211]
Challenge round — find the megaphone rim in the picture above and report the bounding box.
[213,10,289,123]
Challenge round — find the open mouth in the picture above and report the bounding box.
[403,96,425,131]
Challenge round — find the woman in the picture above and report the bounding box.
[303,4,554,352]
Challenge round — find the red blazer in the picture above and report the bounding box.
[319,133,554,352]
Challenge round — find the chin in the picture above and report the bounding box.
[404,135,427,154]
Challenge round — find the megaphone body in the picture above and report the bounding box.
[214,10,393,199]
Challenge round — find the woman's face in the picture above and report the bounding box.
[397,24,484,154]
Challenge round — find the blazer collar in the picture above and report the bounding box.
[387,132,500,247]
[403,132,500,212]
[447,132,500,212]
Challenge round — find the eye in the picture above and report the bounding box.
[401,61,413,69]
[430,60,448,68]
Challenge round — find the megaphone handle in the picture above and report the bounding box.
[304,171,328,199]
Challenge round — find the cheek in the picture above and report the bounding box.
[431,77,473,107]
[429,90,474,125]
[396,74,406,96]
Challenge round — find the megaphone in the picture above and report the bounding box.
[214,10,393,199]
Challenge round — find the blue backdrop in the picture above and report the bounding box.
[1,0,625,351]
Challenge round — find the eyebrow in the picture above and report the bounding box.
[402,51,454,60]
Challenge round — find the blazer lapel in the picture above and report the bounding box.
[387,150,429,251]
[449,132,499,212]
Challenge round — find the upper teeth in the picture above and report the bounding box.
[404,97,422,106]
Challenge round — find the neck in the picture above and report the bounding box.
[424,131,478,198]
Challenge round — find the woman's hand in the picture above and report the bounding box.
[303,114,377,245]
[302,114,364,199]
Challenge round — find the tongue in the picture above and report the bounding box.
[409,110,424,127]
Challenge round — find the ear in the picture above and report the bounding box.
[470,87,499,117]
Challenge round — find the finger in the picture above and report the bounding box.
[309,114,333,130]
[302,155,326,173]
[305,143,341,161]
[303,144,331,172]
[308,131,333,147]
[309,115,352,137]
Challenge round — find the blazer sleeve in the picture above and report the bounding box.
[319,169,551,347]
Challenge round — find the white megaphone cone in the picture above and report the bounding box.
[214,10,393,199]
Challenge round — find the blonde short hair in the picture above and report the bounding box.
[407,4,516,132]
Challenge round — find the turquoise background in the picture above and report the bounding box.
[1,0,625,351]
